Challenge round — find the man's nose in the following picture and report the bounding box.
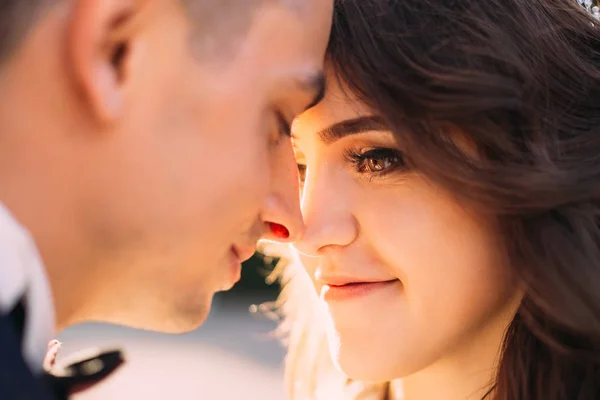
[260,141,304,242]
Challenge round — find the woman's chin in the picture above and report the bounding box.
[330,336,434,383]
[335,353,401,382]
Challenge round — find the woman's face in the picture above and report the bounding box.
[291,73,521,382]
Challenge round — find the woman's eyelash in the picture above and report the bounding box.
[296,147,406,186]
[343,147,407,175]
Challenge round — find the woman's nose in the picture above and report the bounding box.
[293,166,358,256]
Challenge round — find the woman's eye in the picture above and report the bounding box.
[362,156,396,173]
[345,148,406,175]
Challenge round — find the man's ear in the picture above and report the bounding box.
[67,0,149,124]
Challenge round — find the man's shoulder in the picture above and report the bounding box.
[0,314,56,400]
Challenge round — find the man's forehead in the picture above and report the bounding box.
[184,0,306,20]
[299,72,326,110]
[290,69,325,91]
[275,0,313,13]
[270,66,326,105]
[183,0,317,63]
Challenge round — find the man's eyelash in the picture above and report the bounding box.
[277,111,291,137]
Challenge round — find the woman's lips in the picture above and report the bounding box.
[321,279,399,301]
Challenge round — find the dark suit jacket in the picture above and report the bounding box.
[0,312,57,400]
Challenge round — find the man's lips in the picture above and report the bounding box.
[221,245,255,292]
[231,244,256,263]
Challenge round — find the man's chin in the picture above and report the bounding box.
[90,299,213,334]
[160,302,213,334]
[217,280,239,292]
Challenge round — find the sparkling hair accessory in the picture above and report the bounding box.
[575,0,600,19]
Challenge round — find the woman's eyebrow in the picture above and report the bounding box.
[317,116,388,144]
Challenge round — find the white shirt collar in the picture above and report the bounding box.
[0,203,55,374]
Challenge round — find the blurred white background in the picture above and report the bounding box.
[56,293,286,400]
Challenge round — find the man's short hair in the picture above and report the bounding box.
[0,0,49,63]
[0,0,266,66]
[181,0,263,63]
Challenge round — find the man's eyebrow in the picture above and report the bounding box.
[295,72,326,111]
[318,116,389,144]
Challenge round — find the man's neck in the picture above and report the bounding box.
[0,186,89,331]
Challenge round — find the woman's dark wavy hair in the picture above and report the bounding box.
[326,0,600,398]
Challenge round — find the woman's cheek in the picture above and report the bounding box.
[299,253,321,290]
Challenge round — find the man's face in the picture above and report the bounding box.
[67,0,332,331]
